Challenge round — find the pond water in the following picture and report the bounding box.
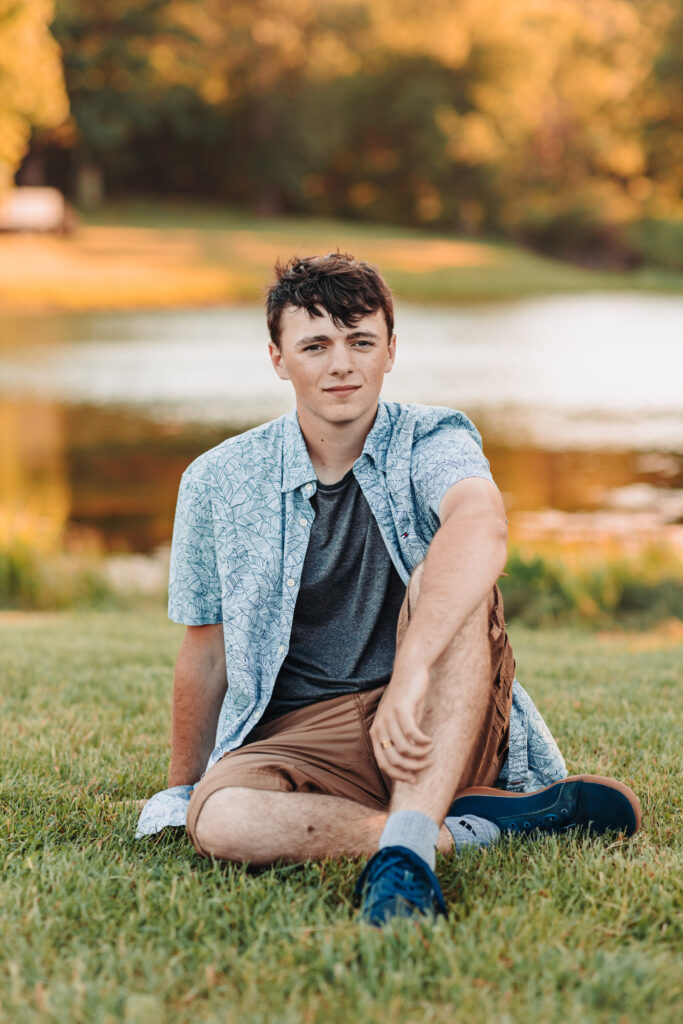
[1,294,682,554]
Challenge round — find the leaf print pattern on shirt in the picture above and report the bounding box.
[137,400,567,837]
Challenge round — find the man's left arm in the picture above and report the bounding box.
[369,477,508,781]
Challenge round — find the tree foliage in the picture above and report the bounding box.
[0,0,67,193]
[27,0,683,262]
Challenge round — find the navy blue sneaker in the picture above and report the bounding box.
[355,846,447,927]
[448,774,641,838]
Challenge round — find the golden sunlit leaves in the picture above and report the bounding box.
[348,181,379,208]
[10,0,680,259]
[437,109,503,166]
[0,0,68,192]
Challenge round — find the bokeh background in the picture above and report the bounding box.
[1,0,682,626]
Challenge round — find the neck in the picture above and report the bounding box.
[297,400,379,479]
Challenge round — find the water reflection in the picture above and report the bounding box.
[2,295,682,447]
[1,295,681,554]
[0,398,70,544]
[1,398,680,554]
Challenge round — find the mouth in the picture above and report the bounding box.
[324,386,361,393]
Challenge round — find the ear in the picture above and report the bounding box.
[384,333,397,374]
[268,340,291,381]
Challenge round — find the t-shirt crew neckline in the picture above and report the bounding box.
[316,467,355,492]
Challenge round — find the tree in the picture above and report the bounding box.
[50,0,200,202]
[0,0,68,195]
[37,0,682,263]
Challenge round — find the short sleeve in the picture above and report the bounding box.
[411,425,496,520]
[168,466,223,625]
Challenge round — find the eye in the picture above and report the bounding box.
[303,344,323,352]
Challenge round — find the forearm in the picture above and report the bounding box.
[397,514,508,673]
[168,681,223,786]
[167,632,228,787]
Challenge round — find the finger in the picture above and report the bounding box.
[384,737,433,767]
[381,733,433,773]
[373,735,425,772]
[381,724,431,760]
[385,718,421,759]
[371,717,431,768]
[374,732,430,782]
[374,716,432,765]
[372,732,415,780]
[395,707,433,747]
[387,719,433,767]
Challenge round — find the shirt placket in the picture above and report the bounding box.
[277,483,315,661]
[353,461,411,586]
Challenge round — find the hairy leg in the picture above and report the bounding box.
[192,563,497,865]
[192,786,454,865]
[388,560,496,823]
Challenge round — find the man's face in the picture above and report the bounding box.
[268,305,396,427]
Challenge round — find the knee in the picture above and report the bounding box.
[190,786,252,861]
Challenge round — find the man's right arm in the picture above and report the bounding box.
[167,624,228,787]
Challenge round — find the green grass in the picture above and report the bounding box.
[2,197,680,314]
[3,198,679,314]
[1,610,681,1023]
[84,200,683,303]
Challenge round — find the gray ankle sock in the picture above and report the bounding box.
[444,814,500,851]
[378,810,440,871]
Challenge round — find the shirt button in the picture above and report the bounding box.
[287,578,295,587]
[305,483,313,492]
[278,645,285,655]
[299,518,307,527]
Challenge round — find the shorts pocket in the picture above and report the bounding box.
[489,588,514,725]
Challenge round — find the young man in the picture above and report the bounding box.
[137,253,641,926]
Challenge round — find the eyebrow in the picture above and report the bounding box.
[295,330,380,348]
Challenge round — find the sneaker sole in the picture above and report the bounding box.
[449,774,642,837]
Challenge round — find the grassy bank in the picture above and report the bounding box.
[1,609,681,1023]
[0,201,681,314]
[2,538,681,631]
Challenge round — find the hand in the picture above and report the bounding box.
[369,659,434,783]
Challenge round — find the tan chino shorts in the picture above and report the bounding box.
[186,577,515,857]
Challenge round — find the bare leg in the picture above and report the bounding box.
[192,563,495,865]
[193,787,454,865]
[388,560,495,824]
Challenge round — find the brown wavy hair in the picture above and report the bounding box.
[265,252,394,348]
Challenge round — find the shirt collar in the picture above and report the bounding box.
[281,407,316,492]
[281,399,391,492]
[361,398,391,472]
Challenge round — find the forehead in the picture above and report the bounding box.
[278,305,388,345]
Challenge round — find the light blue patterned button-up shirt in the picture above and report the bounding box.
[136,400,566,837]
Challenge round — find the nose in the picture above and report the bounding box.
[328,342,354,375]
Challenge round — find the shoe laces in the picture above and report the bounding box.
[357,847,446,916]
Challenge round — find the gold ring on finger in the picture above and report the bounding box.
[380,739,393,749]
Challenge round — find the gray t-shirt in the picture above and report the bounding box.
[262,467,407,721]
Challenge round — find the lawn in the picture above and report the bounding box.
[1,609,681,1023]
[0,200,680,314]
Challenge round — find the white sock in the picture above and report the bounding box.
[444,814,501,851]
[378,810,440,871]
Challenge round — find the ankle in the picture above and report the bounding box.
[437,825,455,854]
[378,810,440,870]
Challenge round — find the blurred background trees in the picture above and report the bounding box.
[0,0,67,193]
[5,0,683,267]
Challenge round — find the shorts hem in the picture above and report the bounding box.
[186,766,292,857]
